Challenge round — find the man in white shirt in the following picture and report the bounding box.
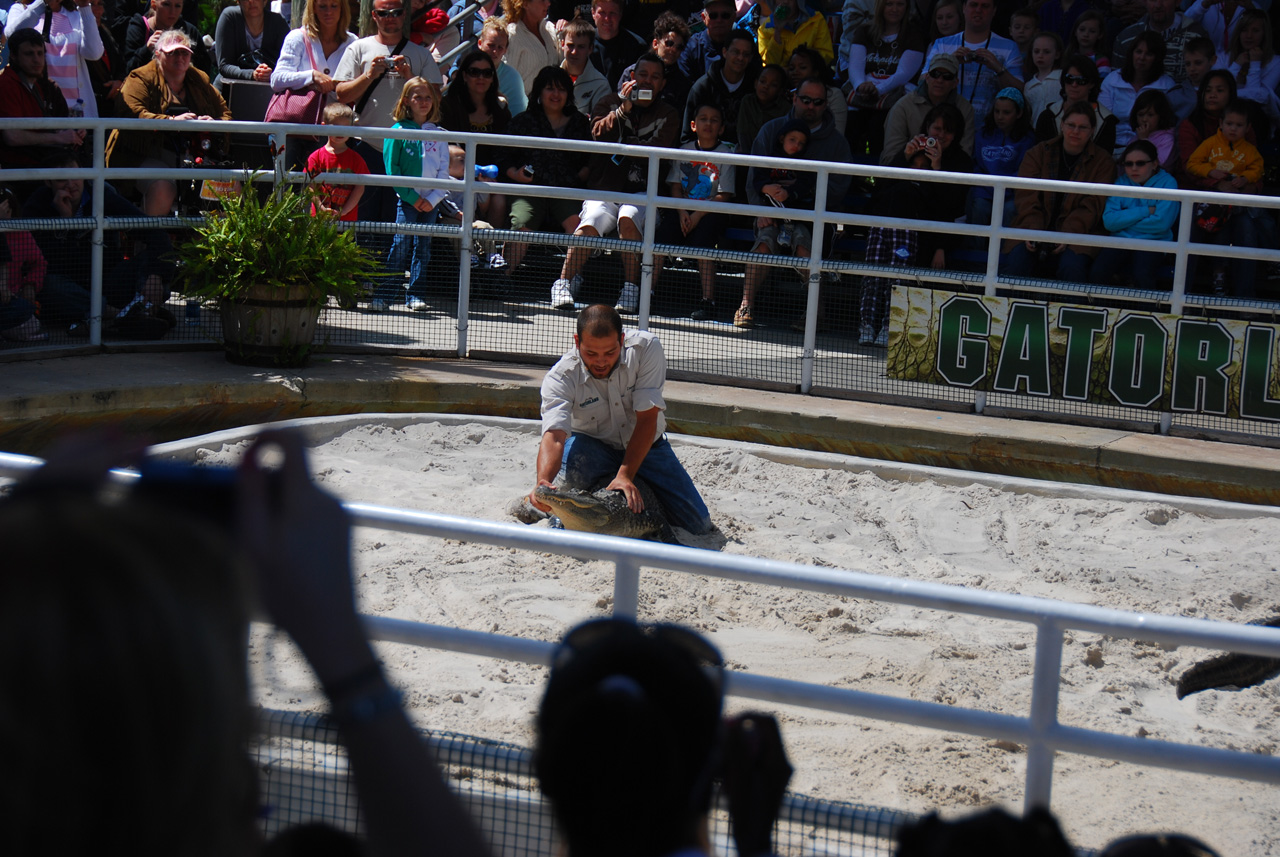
[530,304,713,535]
[923,0,1021,123]
[334,0,441,224]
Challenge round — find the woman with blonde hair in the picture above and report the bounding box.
[503,0,559,96]
[379,77,450,312]
[271,0,357,167]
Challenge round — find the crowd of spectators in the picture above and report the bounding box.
[1,0,1279,337]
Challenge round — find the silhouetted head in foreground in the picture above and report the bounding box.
[895,806,1074,857]
[535,618,725,857]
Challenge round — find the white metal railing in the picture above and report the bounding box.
[3,115,1278,432]
[1,445,1278,818]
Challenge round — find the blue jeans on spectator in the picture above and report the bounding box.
[558,433,713,535]
[384,199,440,303]
[965,190,1018,231]
[0,295,35,332]
[1091,246,1169,288]
[999,241,1092,282]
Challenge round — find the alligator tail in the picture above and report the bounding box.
[1176,617,1280,700]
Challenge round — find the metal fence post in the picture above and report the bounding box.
[458,138,478,356]
[1025,619,1065,811]
[613,556,640,619]
[799,167,831,395]
[638,151,660,331]
[90,123,106,346]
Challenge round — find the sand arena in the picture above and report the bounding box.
[166,416,1280,855]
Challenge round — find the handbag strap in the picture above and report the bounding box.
[354,37,408,117]
[304,34,320,75]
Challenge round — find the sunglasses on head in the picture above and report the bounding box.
[1123,158,1153,167]
[464,66,494,78]
[1062,74,1089,85]
[554,618,725,684]
[794,94,825,106]
[927,69,956,81]
[373,7,404,17]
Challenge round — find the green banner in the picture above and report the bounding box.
[886,286,1280,421]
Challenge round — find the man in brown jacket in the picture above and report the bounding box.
[999,102,1115,282]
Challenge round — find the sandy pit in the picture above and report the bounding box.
[189,419,1280,854]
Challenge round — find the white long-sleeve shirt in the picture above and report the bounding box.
[5,0,104,118]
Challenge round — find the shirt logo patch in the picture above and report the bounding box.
[580,396,600,407]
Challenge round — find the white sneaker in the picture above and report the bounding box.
[551,278,576,310]
[858,323,874,346]
[616,281,639,314]
[487,253,507,270]
[369,299,388,313]
[406,296,427,311]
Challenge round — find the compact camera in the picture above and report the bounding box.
[628,88,654,102]
[925,137,937,148]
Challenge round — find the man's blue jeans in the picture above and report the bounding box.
[558,433,713,535]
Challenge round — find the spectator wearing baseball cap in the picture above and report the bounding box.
[880,51,974,164]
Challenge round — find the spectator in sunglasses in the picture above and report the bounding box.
[618,11,692,112]
[440,48,511,166]
[1092,139,1178,288]
[881,51,974,164]
[1033,54,1116,153]
[679,0,737,79]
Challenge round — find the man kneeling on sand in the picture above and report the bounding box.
[529,304,713,535]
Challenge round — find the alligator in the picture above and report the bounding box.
[524,479,682,545]
[1176,616,1280,699]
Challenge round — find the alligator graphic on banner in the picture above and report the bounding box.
[886,286,1280,421]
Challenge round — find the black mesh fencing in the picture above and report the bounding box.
[253,707,917,857]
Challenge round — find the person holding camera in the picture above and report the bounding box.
[999,100,1115,283]
[550,52,679,315]
[921,0,1022,125]
[498,65,592,276]
[0,428,493,857]
[860,101,972,347]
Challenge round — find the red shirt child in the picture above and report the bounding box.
[305,105,368,221]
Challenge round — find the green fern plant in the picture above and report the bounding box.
[176,179,375,305]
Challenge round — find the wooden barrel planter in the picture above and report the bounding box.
[219,284,322,368]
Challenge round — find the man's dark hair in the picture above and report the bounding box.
[726,28,756,51]
[535,620,724,857]
[577,304,623,339]
[651,11,691,44]
[1099,833,1221,857]
[560,16,597,47]
[634,51,665,77]
[896,806,1074,857]
[7,28,46,62]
